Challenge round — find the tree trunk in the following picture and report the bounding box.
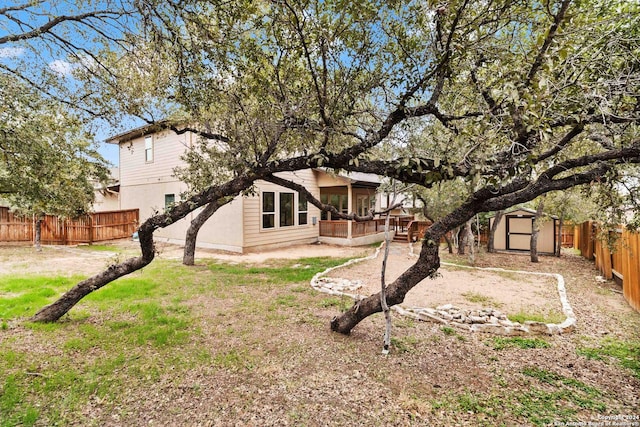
[31,224,156,322]
[183,199,231,265]
[34,214,43,252]
[331,234,441,334]
[380,212,392,354]
[444,233,453,254]
[457,227,466,255]
[487,210,504,253]
[31,175,256,322]
[464,219,475,265]
[476,214,481,250]
[530,198,545,263]
[556,213,564,257]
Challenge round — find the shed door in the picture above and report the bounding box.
[506,215,534,251]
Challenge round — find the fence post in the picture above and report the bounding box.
[89,214,94,244]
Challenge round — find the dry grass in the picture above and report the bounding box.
[0,243,638,426]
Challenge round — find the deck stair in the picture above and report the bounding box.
[393,232,409,243]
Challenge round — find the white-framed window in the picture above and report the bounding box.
[144,135,154,163]
[298,194,308,225]
[261,190,309,230]
[280,192,294,227]
[380,192,389,209]
[357,195,370,216]
[262,191,275,229]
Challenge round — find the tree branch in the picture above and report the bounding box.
[263,174,402,221]
[0,10,124,45]
[526,0,572,85]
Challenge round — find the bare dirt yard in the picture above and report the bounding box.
[0,239,369,276]
[0,240,638,426]
[323,243,564,320]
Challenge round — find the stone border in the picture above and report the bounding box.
[310,242,576,335]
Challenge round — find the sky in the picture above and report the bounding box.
[96,132,121,167]
[0,1,139,168]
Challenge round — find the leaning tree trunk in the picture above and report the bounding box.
[530,198,545,263]
[183,198,232,265]
[487,210,504,253]
[34,214,43,252]
[331,231,441,334]
[31,176,255,322]
[31,223,157,322]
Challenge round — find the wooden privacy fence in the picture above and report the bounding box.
[0,208,33,242]
[560,224,575,248]
[574,221,640,312]
[0,207,139,245]
[407,221,432,243]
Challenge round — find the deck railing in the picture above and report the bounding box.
[319,217,419,239]
[319,219,387,238]
[319,220,349,238]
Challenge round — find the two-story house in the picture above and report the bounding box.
[107,124,390,253]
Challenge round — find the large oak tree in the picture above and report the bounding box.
[9,0,638,334]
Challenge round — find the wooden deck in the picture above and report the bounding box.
[319,217,420,240]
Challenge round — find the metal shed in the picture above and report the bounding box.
[488,208,557,254]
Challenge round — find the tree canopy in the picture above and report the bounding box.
[3,0,638,332]
[0,74,108,218]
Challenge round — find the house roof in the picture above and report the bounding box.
[106,121,169,145]
[491,207,559,220]
[106,125,380,189]
[314,168,381,188]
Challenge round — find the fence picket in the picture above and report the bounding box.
[574,221,639,312]
[0,207,138,245]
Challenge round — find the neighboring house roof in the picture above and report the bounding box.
[93,167,120,193]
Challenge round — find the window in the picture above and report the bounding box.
[321,193,348,220]
[279,192,294,227]
[320,194,329,220]
[262,190,308,230]
[340,195,348,214]
[145,135,153,162]
[262,192,275,229]
[298,194,308,225]
[165,194,175,208]
[380,192,389,209]
[357,195,370,216]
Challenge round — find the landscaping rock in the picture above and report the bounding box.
[525,321,551,335]
[310,244,576,337]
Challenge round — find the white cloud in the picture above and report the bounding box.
[48,59,75,76]
[0,47,25,58]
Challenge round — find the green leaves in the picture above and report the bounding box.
[0,75,108,217]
